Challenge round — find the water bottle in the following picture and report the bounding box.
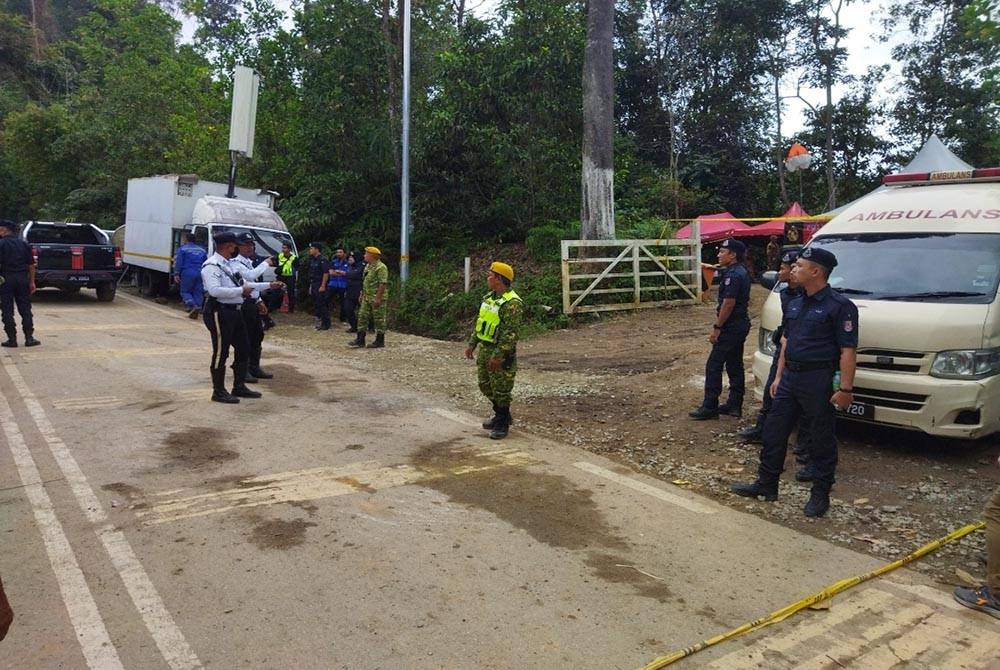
[832,370,841,392]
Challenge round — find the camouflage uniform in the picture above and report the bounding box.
[357,259,389,333]
[469,292,523,407]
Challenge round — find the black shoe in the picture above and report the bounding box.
[730,481,778,501]
[795,467,816,482]
[688,406,719,420]
[231,386,262,399]
[718,403,742,418]
[737,425,763,442]
[211,390,240,404]
[1,339,16,348]
[367,333,385,348]
[249,368,273,379]
[804,488,830,517]
[489,408,511,439]
[243,374,259,384]
[315,325,330,331]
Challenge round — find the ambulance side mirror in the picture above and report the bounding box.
[759,271,778,290]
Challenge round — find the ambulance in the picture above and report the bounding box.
[753,168,1000,439]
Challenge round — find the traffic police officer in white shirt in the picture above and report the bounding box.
[201,231,282,404]
[231,232,278,381]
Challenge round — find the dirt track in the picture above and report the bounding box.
[250,286,997,588]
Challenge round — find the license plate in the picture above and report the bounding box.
[843,401,874,420]
[68,275,90,282]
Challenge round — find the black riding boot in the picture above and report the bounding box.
[211,369,239,403]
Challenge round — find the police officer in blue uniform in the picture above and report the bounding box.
[0,219,40,347]
[307,242,331,330]
[731,247,858,517]
[690,238,752,420]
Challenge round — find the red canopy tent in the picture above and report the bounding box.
[675,212,749,242]
[733,202,808,238]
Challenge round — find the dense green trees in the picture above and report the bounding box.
[1,0,998,242]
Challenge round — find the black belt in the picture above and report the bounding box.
[785,360,835,372]
[211,302,240,311]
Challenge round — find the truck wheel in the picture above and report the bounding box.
[96,283,117,302]
[139,270,158,298]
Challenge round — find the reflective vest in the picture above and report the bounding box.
[475,290,521,343]
[277,252,297,276]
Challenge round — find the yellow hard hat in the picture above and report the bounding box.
[490,261,514,281]
[365,246,381,255]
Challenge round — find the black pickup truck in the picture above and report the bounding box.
[21,221,123,302]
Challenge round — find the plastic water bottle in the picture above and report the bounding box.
[832,370,841,392]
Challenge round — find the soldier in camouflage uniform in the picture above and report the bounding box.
[349,246,389,349]
[464,261,523,439]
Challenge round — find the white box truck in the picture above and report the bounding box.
[752,167,1000,440]
[123,174,297,296]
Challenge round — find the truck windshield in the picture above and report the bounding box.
[810,233,1000,303]
[214,226,294,258]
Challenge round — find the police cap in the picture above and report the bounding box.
[800,246,837,272]
[780,249,799,265]
[719,238,747,258]
[309,241,323,251]
[235,232,255,245]
[213,231,237,245]
[0,219,18,231]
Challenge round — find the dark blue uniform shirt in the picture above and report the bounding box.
[782,285,859,363]
[717,263,751,323]
[0,236,34,275]
[308,256,330,292]
[771,283,803,345]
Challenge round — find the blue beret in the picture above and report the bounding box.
[801,246,837,271]
[213,231,237,245]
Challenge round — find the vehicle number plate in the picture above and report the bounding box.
[844,401,874,420]
[68,275,90,282]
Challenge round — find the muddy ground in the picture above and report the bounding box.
[177,285,998,589]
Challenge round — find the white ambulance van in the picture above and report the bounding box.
[752,168,1000,440]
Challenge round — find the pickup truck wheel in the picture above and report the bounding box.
[96,282,117,302]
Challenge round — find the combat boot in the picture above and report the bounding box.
[718,399,742,417]
[482,403,499,430]
[688,405,719,420]
[348,332,366,348]
[1,338,15,348]
[737,420,764,442]
[24,336,41,347]
[489,407,511,440]
[729,480,778,501]
[367,333,385,348]
[249,367,273,379]
[804,485,831,517]
[232,385,262,399]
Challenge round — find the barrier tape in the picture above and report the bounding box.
[638,520,986,670]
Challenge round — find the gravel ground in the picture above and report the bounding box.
[244,288,998,589]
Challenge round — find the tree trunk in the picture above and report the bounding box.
[382,0,402,180]
[775,73,789,207]
[581,0,614,240]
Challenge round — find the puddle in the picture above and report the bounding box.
[156,427,238,470]
[583,552,674,602]
[259,363,319,398]
[248,517,317,550]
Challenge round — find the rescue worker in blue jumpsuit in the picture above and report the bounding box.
[173,232,207,318]
[731,247,858,517]
[690,238,751,420]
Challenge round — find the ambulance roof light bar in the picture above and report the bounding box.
[883,167,1000,186]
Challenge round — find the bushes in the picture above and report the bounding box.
[525,220,580,262]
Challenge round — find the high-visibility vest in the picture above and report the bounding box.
[277,252,297,276]
[474,290,521,343]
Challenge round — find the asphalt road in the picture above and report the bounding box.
[1,289,997,669]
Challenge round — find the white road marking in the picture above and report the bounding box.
[52,396,123,410]
[117,292,192,319]
[1,359,203,670]
[16,347,204,361]
[139,448,539,525]
[0,383,124,669]
[425,406,482,429]
[573,461,718,514]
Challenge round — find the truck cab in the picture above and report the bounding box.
[753,167,1000,440]
[189,196,293,282]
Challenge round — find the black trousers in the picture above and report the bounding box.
[343,293,360,330]
[328,288,346,320]
[702,318,751,408]
[278,275,296,311]
[758,367,838,488]
[758,354,812,452]
[203,302,249,391]
[241,298,264,371]
[312,288,330,328]
[1,274,34,339]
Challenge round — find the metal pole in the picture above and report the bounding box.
[400,0,411,284]
[227,150,239,198]
[464,257,471,292]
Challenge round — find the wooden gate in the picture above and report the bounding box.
[561,238,702,314]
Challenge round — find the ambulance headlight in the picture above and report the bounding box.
[758,328,778,357]
[931,348,1000,379]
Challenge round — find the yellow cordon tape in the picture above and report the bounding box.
[639,520,986,670]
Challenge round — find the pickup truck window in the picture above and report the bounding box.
[26,225,106,245]
[811,233,1000,304]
